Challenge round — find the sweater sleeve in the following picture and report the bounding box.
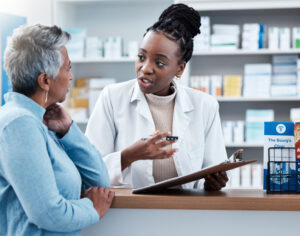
[59,122,110,189]
[0,116,99,232]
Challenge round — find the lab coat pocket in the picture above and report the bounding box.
[188,147,204,171]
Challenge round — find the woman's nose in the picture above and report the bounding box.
[141,61,153,74]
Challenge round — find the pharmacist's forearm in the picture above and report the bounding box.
[121,149,135,171]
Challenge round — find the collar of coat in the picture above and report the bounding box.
[130,80,194,113]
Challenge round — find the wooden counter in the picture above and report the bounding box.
[84,188,300,236]
[111,188,300,211]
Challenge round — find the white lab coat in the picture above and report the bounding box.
[85,79,227,189]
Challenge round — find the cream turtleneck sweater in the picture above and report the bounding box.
[145,82,178,183]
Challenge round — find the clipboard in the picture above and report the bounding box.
[132,149,256,194]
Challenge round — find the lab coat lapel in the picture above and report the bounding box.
[130,82,155,187]
[131,82,154,126]
[172,82,195,178]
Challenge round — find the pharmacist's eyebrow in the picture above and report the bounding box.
[139,48,169,60]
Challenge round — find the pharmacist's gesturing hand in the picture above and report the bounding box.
[83,186,115,219]
[204,171,228,191]
[43,103,72,137]
[120,131,178,170]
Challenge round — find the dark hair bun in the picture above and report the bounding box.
[159,3,201,39]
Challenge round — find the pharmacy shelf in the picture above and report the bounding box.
[71,50,300,63]
[193,49,300,56]
[71,57,136,63]
[176,0,300,11]
[225,143,263,148]
[217,97,300,102]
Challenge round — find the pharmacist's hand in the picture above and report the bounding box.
[83,186,114,219]
[204,171,228,191]
[43,104,72,137]
[120,131,178,170]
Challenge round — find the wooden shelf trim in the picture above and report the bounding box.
[111,188,300,211]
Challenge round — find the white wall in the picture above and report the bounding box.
[0,0,52,25]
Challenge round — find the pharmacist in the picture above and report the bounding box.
[86,3,228,190]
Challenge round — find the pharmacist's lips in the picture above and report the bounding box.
[138,77,153,84]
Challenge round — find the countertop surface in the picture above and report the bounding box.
[110,188,300,211]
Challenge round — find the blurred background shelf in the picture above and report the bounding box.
[217,97,300,102]
[225,142,264,148]
[72,57,136,63]
[193,49,300,56]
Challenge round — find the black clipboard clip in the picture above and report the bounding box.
[227,149,243,163]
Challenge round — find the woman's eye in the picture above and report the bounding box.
[156,61,165,67]
[137,54,145,61]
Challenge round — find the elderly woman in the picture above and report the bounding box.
[0,25,114,236]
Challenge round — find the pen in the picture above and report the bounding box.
[142,136,179,141]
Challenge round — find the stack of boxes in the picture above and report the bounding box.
[243,63,271,98]
[271,55,298,97]
[222,120,244,144]
[65,28,140,59]
[66,77,115,122]
[190,75,222,97]
[210,24,240,51]
[227,163,263,189]
[246,109,274,143]
[65,28,86,59]
[269,26,300,50]
[193,24,300,51]
[293,27,300,49]
[279,27,291,49]
[103,37,123,59]
[194,16,210,52]
[85,37,103,58]
[242,23,264,50]
[223,75,242,97]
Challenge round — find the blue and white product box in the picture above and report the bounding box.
[64,28,86,59]
[264,122,295,191]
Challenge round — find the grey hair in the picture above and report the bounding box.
[4,24,71,96]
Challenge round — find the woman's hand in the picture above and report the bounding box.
[121,131,178,170]
[204,171,228,191]
[83,186,115,219]
[43,104,72,137]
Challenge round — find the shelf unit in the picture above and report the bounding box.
[71,57,136,63]
[53,0,173,82]
[184,1,300,162]
[217,97,300,102]
[175,0,300,11]
[53,1,300,162]
[193,49,300,56]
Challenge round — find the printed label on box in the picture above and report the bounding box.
[264,122,295,191]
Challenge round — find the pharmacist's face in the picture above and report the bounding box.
[48,47,73,103]
[135,31,185,96]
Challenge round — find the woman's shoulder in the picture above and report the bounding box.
[101,79,137,104]
[104,79,136,93]
[178,84,218,108]
[0,105,43,133]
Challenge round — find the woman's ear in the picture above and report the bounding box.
[37,73,51,91]
[176,61,186,78]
